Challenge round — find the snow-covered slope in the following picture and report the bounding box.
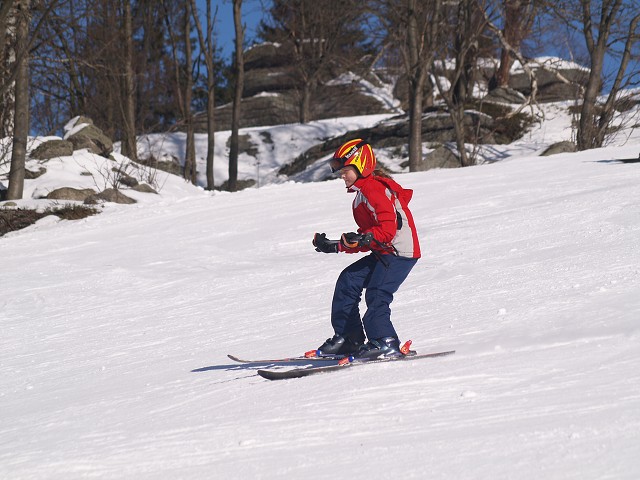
[2,137,640,478]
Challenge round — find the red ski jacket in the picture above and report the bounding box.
[342,174,421,259]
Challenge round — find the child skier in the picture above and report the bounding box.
[311,139,421,360]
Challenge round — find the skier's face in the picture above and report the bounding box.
[340,166,358,188]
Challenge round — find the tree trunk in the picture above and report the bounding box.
[204,0,216,190]
[451,103,470,167]
[493,47,512,89]
[228,0,244,192]
[0,0,16,138]
[577,51,605,150]
[7,0,30,201]
[406,0,424,172]
[299,82,311,124]
[452,0,481,106]
[205,79,215,189]
[190,0,217,190]
[491,0,535,90]
[408,76,425,171]
[121,0,137,161]
[403,0,441,172]
[183,1,196,184]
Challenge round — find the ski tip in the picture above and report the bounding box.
[257,369,280,380]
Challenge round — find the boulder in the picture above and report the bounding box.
[483,86,527,104]
[46,187,97,202]
[208,82,396,132]
[244,42,293,70]
[540,141,577,156]
[66,115,94,128]
[193,41,395,131]
[218,178,256,191]
[132,183,158,194]
[206,92,299,131]
[25,167,47,179]
[278,109,497,176]
[225,134,259,157]
[30,140,74,160]
[136,154,183,176]
[243,66,298,96]
[67,124,114,157]
[508,65,589,102]
[64,117,114,157]
[422,146,461,170]
[84,188,136,205]
[118,173,139,187]
[313,83,397,119]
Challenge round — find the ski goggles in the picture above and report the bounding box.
[329,157,346,173]
[329,140,368,173]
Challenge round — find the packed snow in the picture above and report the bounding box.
[1,100,640,479]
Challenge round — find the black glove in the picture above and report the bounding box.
[340,231,374,249]
[313,232,339,253]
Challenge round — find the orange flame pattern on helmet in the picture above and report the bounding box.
[333,139,376,177]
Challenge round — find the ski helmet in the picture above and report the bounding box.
[329,139,376,177]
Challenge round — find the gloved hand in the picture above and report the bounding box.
[340,231,374,249]
[313,232,339,253]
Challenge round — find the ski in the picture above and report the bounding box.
[257,350,455,381]
[230,339,417,364]
[618,156,640,164]
[227,354,342,364]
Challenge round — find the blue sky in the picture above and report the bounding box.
[194,0,268,61]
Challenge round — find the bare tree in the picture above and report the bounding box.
[480,2,541,117]
[98,1,118,138]
[260,0,373,124]
[406,0,441,171]
[432,0,489,167]
[190,0,217,190]
[378,0,442,171]
[0,0,16,138]
[183,0,196,184]
[44,3,87,124]
[29,1,190,140]
[2,0,59,147]
[161,0,196,183]
[228,0,244,192]
[575,0,640,150]
[121,0,138,162]
[6,0,30,200]
[490,0,536,90]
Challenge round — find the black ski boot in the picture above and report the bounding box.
[352,337,403,361]
[315,334,363,357]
